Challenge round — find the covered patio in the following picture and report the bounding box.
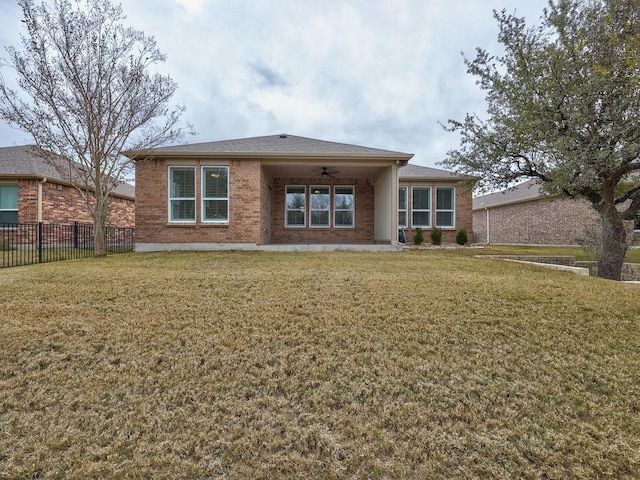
[261,157,408,246]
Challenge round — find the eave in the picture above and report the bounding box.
[128,150,414,163]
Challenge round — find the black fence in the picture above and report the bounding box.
[1,222,134,268]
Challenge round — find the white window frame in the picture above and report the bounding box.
[398,186,408,228]
[201,166,229,223]
[411,186,431,228]
[168,166,196,223]
[309,185,331,228]
[333,185,355,228]
[285,185,306,228]
[435,187,456,228]
[0,184,19,224]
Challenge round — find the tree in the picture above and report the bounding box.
[441,0,640,280]
[0,0,193,256]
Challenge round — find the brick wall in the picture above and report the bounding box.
[16,179,134,227]
[472,196,640,246]
[269,178,374,244]
[134,158,262,245]
[17,180,38,223]
[108,195,135,227]
[400,180,474,244]
[134,160,477,247]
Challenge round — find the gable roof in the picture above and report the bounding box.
[399,163,467,181]
[472,179,544,210]
[0,145,135,199]
[127,133,414,161]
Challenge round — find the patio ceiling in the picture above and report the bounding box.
[263,163,389,181]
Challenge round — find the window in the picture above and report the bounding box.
[202,166,229,222]
[285,185,356,229]
[334,186,354,227]
[436,187,455,228]
[169,167,196,222]
[286,186,306,227]
[398,186,408,228]
[310,186,330,227]
[0,185,18,224]
[412,187,431,227]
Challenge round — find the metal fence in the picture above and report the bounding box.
[1,222,134,268]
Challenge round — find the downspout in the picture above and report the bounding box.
[485,207,490,244]
[37,177,47,223]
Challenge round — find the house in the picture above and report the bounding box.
[129,134,474,251]
[0,145,135,226]
[472,179,639,245]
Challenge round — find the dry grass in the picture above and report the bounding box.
[1,249,639,479]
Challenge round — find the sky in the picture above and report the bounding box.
[0,0,549,168]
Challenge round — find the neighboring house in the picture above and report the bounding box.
[129,134,474,251]
[472,179,639,245]
[0,145,135,226]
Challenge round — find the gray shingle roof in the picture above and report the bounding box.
[0,145,62,178]
[0,145,135,199]
[130,133,414,159]
[399,163,466,180]
[472,179,544,209]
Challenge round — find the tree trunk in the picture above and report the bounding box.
[598,205,627,281]
[93,205,107,257]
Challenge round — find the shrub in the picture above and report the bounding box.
[455,229,468,245]
[413,227,424,245]
[431,227,442,245]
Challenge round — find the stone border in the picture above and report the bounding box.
[476,255,640,282]
[476,255,589,276]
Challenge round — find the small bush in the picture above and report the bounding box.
[413,227,424,245]
[431,227,442,245]
[455,229,468,245]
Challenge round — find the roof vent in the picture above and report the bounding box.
[279,134,287,138]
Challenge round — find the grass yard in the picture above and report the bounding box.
[1,249,639,478]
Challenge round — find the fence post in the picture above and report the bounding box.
[38,222,43,264]
[74,221,79,249]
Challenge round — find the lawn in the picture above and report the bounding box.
[1,249,639,478]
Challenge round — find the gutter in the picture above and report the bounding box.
[126,151,415,162]
[485,207,490,244]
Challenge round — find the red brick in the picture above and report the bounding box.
[16,179,134,226]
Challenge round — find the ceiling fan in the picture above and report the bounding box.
[314,166,339,178]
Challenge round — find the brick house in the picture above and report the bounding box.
[472,179,639,245]
[129,134,474,251]
[0,145,135,226]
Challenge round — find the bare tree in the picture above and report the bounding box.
[0,0,193,255]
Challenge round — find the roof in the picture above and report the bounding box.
[399,163,467,181]
[0,145,135,199]
[472,179,544,210]
[127,133,414,161]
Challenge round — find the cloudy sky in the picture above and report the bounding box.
[0,0,548,167]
